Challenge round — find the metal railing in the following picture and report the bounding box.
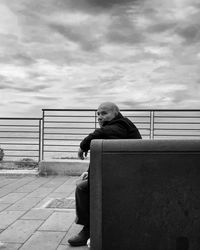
[0,109,199,161]
[42,109,97,160]
[42,109,200,160]
[0,118,42,162]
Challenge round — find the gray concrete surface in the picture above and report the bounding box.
[0,175,89,250]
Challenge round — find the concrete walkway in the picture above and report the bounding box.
[0,175,89,250]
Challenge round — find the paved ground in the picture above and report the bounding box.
[0,175,89,250]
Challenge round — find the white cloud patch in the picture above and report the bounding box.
[0,0,200,117]
[0,3,21,36]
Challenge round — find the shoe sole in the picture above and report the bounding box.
[68,242,87,247]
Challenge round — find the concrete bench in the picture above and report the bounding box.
[90,139,200,250]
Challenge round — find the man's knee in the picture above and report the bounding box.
[76,179,89,192]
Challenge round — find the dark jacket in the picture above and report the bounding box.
[80,112,142,152]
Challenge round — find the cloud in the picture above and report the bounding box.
[175,24,200,44]
[105,16,145,45]
[34,96,59,100]
[49,23,101,51]
[84,0,139,9]
[0,0,200,117]
[0,3,21,36]
[50,0,139,14]
[11,101,30,105]
[0,82,49,93]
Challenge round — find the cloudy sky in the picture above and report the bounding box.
[0,0,200,117]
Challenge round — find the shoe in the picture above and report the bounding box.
[68,226,90,246]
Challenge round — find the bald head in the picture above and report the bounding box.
[97,102,120,127]
[98,102,119,114]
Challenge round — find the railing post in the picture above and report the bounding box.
[150,111,155,139]
[42,110,45,160]
[95,110,97,129]
[38,119,41,162]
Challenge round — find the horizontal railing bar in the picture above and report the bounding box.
[44,132,150,136]
[0,143,39,145]
[0,118,41,120]
[44,144,78,147]
[0,125,39,127]
[154,115,200,118]
[45,115,151,118]
[44,115,95,118]
[44,121,95,125]
[44,132,90,135]
[5,155,38,157]
[137,128,151,130]
[154,122,200,124]
[45,121,94,124]
[44,150,78,152]
[44,126,93,129]
[43,138,81,141]
[43,126,150,130]
[43,109,200,112]
[44,121,151,125]
[122,115,150,117]
[0,131,39,133]
[43,132,89,136]
[0,137,39,139]
[132,122,151,124]
[5,149,39,151]
[154,134,200,137]
[44,127,90,131]
[43,109,96,112]
[154,128,200,131]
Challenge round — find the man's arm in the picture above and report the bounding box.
[80,124,128,152]
[78,148,88,160]
[80,128,108,152]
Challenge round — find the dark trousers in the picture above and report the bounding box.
[75,179,90,228]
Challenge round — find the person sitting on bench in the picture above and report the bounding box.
[68,102,142,246]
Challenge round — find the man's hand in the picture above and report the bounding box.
[78,148,88,160]
[80,171,88,180]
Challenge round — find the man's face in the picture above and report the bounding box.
[97,105,116,127]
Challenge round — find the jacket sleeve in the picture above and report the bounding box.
[80,124,127,152]
[80,128,108,152]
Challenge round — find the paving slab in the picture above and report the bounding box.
[26,187,54,198]
[6,197,42,211]
[38,211,75,231]
[0,193,28,203]
[0,211,25,229]
[19,231,65,250]
[47,192,74,198]
[54,185,77,196]
[0,203,11,212]
[0,219,43,243]
[0,242,22,250]
[0,179,15,188]
[0,177,36,198]
[32,196,54,209]
[15,184,43,193]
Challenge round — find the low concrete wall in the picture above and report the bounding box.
[39,159,89,176]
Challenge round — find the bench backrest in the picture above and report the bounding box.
[90,139,200,250]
